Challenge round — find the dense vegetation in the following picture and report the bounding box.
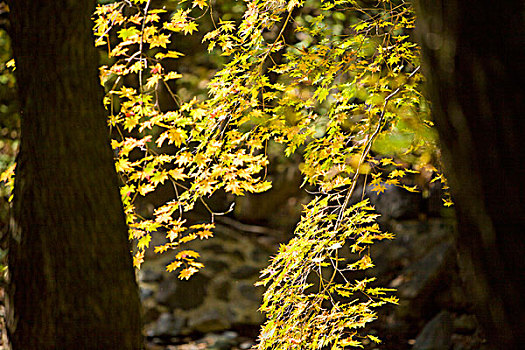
[1,0,523,348]
[90,0,442,347]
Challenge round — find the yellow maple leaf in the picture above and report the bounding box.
[179,233,197,244]
[167,128,187,147]
[371,183,386,194]
[190,223,206,229]
[116,158,134,173]
[219,19,235,32]
[179,267,198,280]
[155,130,170,148]
[149,33,171,49]
[175,250,200,260]
[168,168,187,181]
[196,229,213,239]
[175,152,193,166]
[164,71,183,81]
[357,254,374,269]
[137,234,152,250]
[385,178,400,186]
[154,244,171,254]
[225,181,244,195]
[190,223,214,230]
[197,180,216,196]
[381,296,400,305]
[443,197,454,207]
[109,45,129,57]
[167,225,185,242]
[154,205,175,223]
[182,21,198,35]
[402,184,420,193]
[189,261,205,269]
[155,50,185,59]
[202,29,219,42]
[150,171,168,186]
[131,228,145,239]
[166,261,182,272]
[389,169,406,178]
[287,0,300,11]
[192,0,208,9]
[133,251,144,269]
[145,13,161,23]
[138,183,156,196]
[145,75,160,89]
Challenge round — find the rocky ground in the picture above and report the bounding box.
[139,182,492,350]
[139,222,489,350]
[0,184,491,349]
[137,184,490,350]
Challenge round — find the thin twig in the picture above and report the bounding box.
[138,0,152,99]
[334,65,420,229]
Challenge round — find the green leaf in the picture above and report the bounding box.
[118,27,140,40]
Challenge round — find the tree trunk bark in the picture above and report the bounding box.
[6,1,143,348]
[416,1,525,348]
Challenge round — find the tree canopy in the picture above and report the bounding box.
[90,0,442,348]
[4,0,521,348]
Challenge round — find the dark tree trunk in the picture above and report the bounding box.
[6,1,142,348]
[416,1,525,348]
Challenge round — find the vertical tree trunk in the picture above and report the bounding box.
[6,1,142,348]
[416,1,525,348]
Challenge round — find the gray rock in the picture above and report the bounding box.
[453,314,478,335]
[413,311,453,350]
[251,245,273,262]
[237,281,263,302]
[142,301,161,323]
[231,265,261,279]
[222,331,239,339]
[188,308,231,333]
[139,268,163,283]
[140,221,274,333]
[212,278,231,301]
[197,332,238,350]
[398,241,455,300]
[148,312,184,337]
[240,341,255,349]
[144,231,169,259]
[231,249,246,262]
[140,286,155,300]
[368,184,422,220]
[156,273,210,310]
[202,243,227,254]
[205,259,230,273]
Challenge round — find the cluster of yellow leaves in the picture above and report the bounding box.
[0,1,452,348]
[94,0,215,274]
[194,0,441,348]
[256,197,397,349]
[94,0,283,275]
[90,0,449,348]
[165,249,204,280]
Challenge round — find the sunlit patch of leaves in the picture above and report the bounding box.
[89,0,450,348]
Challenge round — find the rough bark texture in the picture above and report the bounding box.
[6,1,143,348]
[416,1,525,348]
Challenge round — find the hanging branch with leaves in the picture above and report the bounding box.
[50,0,453,348]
